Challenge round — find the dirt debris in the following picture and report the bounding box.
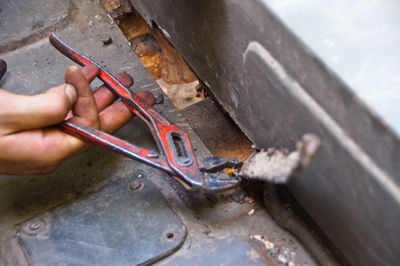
[240,148,301,184]
[250,235,298,265]
[248,209,255,216]
[240,134,320,183]
[251,235,274,249]
[157,79,202,110]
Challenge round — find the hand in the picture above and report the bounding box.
[0,64,155,174]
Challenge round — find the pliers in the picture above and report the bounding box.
[49,33,242,191]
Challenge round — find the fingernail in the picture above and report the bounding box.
[65,84,77,104]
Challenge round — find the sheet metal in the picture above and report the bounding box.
[131,1,400,264]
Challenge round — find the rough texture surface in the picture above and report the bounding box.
[157,79,201,110]
[240,134,320,183]
[116,11,202,109]
[0,0,73,53]
[241,149,300,184]
[100,0,132,19]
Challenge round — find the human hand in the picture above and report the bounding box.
[0,64,155,174]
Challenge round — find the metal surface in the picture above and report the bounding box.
[264,0,400,135]
[131,1,400,264]
[17,175,186,265]
[0,0,73,53]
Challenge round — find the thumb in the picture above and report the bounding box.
[46,83,77,107]
[0,84,77,135]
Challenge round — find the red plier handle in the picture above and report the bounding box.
[49,33,240,191]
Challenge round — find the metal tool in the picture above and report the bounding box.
[49,33,242,191]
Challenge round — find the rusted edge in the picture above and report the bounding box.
[100,0,133,20]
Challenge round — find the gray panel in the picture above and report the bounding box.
[0,0,72,53]
[131,1,400,264]
[17,175,186,265]
[264,0,400,135]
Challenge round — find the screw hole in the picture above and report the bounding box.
[166,232,174,239]
[129,180,142,190]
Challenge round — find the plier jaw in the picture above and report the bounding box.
[203,171,241,191]
[198,156,243,191]
[49,33,242,192]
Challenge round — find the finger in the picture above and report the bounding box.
[93,73,133,111]
[99,101,132,133]
[0,84,77,135]
[137,91,156,106]
[65,65,99,128]
[100,91,155,133]
[61,91,154,158]
[63,91,155,158]
[80,64,100,82]
[64,64,100,121]
[0,128,83,174]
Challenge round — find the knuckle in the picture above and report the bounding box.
[65,66,81,80]
[66,65,80,73]
[88,118,100,128]
[47,93,70,120]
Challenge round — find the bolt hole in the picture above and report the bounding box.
[166,232,174,239]
[129,180,142,190]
